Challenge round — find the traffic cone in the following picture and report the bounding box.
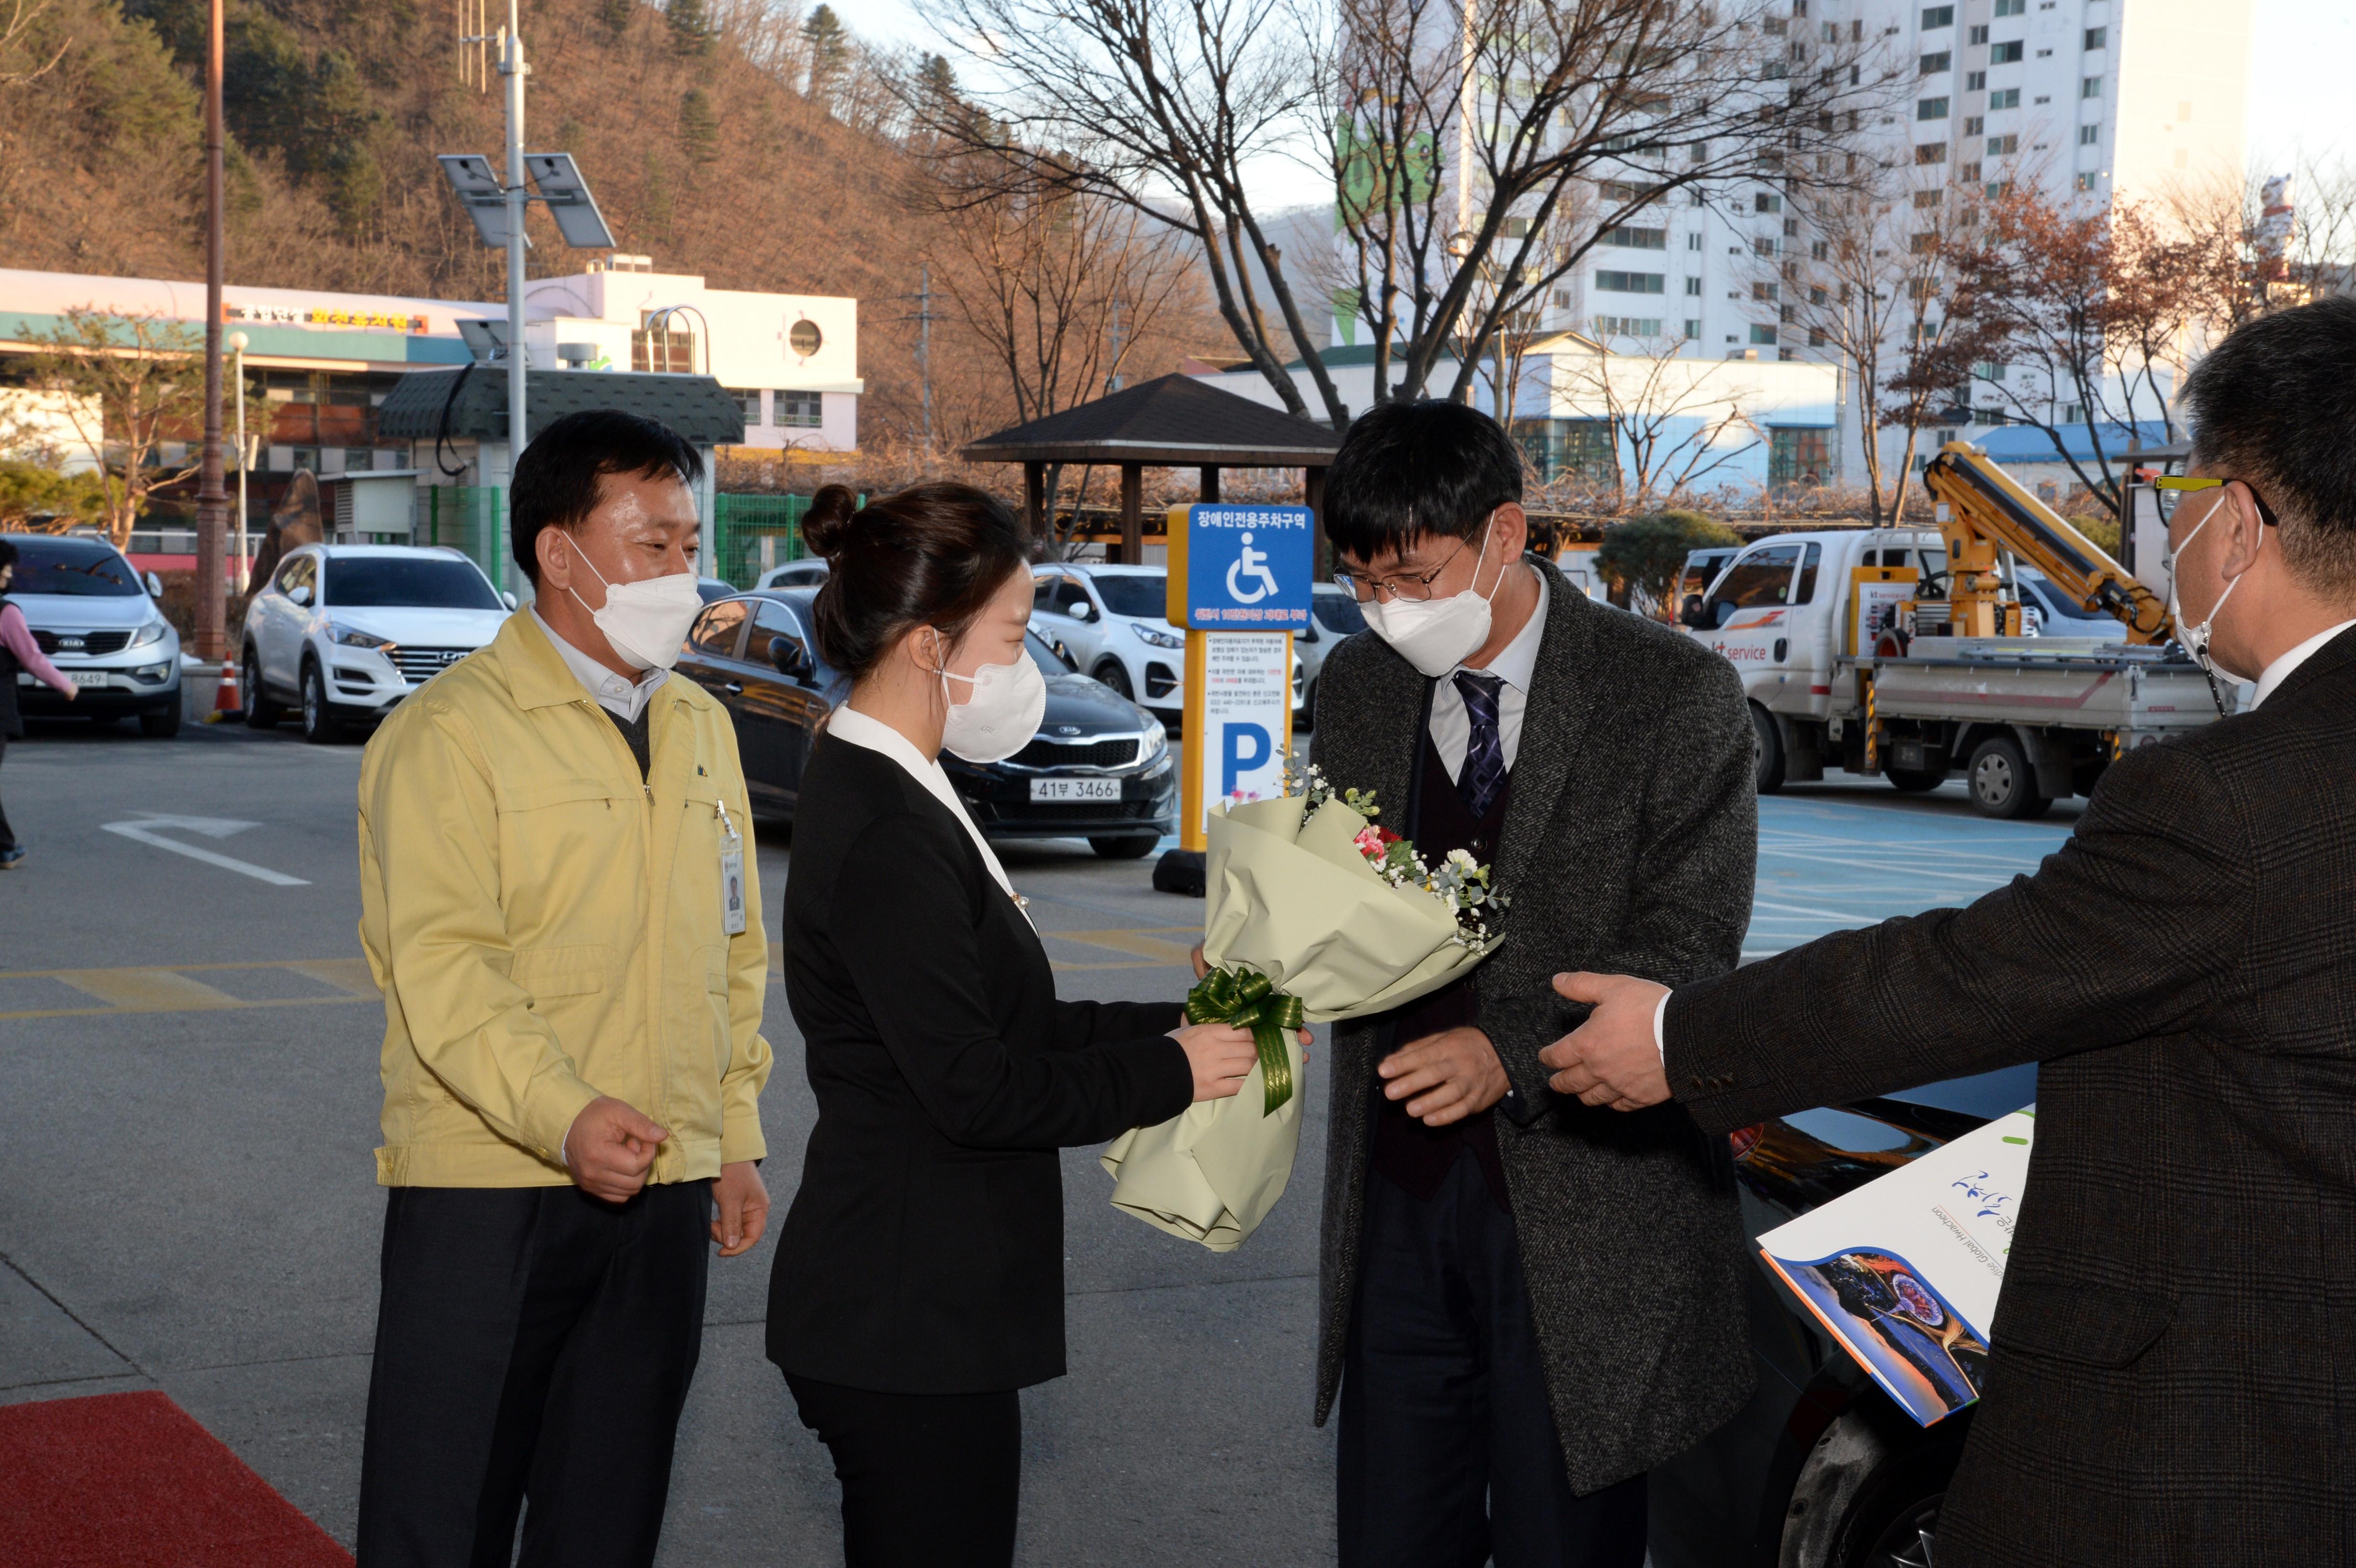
[206,658,243,723]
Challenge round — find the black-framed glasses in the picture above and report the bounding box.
[1331,536,1478,603]
[2154,475,2280,528]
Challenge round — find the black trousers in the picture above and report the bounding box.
[357,1181,711,1568]
[785,1372,1021,1568]
[1339,1149,1647,1568]
[0,730,15,849]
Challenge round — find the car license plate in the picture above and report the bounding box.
[67,671,108,687]
[1030,776,1121,803]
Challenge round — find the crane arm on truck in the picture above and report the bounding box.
[1919,442,2173,644]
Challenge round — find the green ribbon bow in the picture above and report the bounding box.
[1185,965,1304,1116]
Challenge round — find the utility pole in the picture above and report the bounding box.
[193,0,228,661]
[229,331,250,590]
[499,0,527,598]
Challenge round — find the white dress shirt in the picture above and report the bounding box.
[1647,617,2356,1065]
[826,705,1031,924]
[532,607,669,722]
[1428,563,1550,781]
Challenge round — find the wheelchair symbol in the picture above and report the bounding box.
[1225,531,1282,604]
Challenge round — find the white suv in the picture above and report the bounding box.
[1029,561,1302,721]
[240,544,511,742]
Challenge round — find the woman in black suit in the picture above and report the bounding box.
[768,483,1272,1568]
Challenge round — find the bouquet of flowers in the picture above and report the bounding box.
[1102,763,1505,1251]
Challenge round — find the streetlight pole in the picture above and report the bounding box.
[499,0,527,599]
[229,330,249,590]
[193,0,229,661]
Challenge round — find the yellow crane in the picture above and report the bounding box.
[1916,442,2172,643]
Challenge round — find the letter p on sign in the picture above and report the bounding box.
[1222,721,1271,799]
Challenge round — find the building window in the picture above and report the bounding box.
[1809,327,1828,347]
[2084,25,2106,49]
[1995,0,2024,11]
[1973,359,2007,381]
[1914,188,1942,209]
[1965,115,1985,135]
[1769,427,1831,486]
[1920,51,1951,75]
[2062,402,2086,423]
[1918,97,1950,120]
[1754,282,1780,302]
[1753,237,1778,257]
[1988,134,2018,155]
[1687,231,1704,250]
[1990,87,2019,109]
[1959,161,1983,182]
[1811,239,1829,260]
[1968,24,1988,44]
[1514,418,1616,482]
[1911,231,1940,253]
[1684,275,1704,295]
[2081,75,2103,98]
[1921,6,1953,28]
[1972,408,2007,425]
[777,391,823,428]
[1684,318,1703,338]
[1916,143,1948,164]
[1750,324,1779,345]
[1991,40,2023,64]
[1778,303,1796,323]
[2075,171,2099,191]
[1602,225,1669,250]
[1753,190,1784,214]
[2078,124,2100,146]
[1592,316,1663,338]
[727,388,764,424]
[1595,270,1666,294]
[632,317,695,373]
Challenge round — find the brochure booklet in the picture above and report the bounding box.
[1756,1105,2035,1426]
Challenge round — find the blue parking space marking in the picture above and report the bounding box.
[1746,795,2075,959]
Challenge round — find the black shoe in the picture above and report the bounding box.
[0,847,22,870]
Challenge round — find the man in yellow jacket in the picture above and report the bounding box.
[353,410,771,1568]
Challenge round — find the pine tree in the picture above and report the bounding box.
[802,4,849,107]
[665,0,714,57]
[678,89,721,166]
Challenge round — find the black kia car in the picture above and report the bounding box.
[1648,1060,2038,1568]
[676,589,1177,858]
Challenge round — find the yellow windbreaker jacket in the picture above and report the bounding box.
[357,609,771,1187]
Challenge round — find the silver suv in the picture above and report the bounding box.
[1,532,183,737]
[240,544,511,742]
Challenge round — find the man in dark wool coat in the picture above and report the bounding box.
[1307,399,1759,1568]
[1544,295,2356,1566]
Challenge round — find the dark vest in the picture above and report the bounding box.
[0,598,23,739]
[604,703,651,779]
[1368,733,1511,1209]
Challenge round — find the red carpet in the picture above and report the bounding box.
[0,1391,352,1567]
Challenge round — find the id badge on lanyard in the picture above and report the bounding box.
[716,798,747,936]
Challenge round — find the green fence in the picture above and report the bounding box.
[710,492,831,589]
[421,486,505,588]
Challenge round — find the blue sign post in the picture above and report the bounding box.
[1165,504,1313,858]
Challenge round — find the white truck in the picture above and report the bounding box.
[1681,444,2227,819]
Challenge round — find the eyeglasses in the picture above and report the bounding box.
[1332,533,1482,603]
[2154,475,2280,528]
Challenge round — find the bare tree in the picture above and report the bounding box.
[21,310,210,548]
[1551,334,1764,510]
[910,0,1895,427]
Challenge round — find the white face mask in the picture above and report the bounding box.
[567,537,703,672]
[2165,506,2247,683]
[1358,528,1504,679]
[935,640,1048,763]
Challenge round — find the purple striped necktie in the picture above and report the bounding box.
[1454,671,1506,816]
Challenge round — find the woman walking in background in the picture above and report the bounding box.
[768,482,1277,1568]
[0,540,80,869]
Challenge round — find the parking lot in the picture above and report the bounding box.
[0,713,2080,1563]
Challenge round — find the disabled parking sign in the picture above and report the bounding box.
[1173,504,1312,630]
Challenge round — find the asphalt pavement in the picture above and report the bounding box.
[0,712,2082,1565]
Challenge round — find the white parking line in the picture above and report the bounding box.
[100,816,310,887]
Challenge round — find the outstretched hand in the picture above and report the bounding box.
[1538,972,1672,1111]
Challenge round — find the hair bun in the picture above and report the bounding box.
[799,483,861,562]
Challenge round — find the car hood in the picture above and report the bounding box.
[320,607,508,646]
[9,592,166,630]
[1042,672,1154,732]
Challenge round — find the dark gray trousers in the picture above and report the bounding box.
[356,1181,711,1568]
[1339,1149,1647,1568]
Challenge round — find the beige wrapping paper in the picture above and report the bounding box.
[1101,795,1501,1251]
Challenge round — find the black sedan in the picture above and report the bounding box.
[676,589,1177,858]
[1649,1061,2038,1568]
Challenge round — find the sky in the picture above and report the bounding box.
[856,0,2355,208]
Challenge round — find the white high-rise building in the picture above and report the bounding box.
[1546,0,2251,481]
